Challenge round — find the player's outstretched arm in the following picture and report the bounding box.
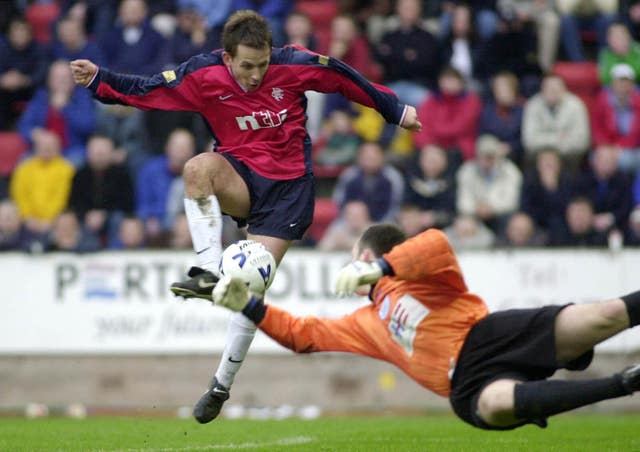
[70,59,98,87]
[69,56,204,112]
[400,105,422,132]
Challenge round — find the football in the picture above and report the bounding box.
[219,240,276,294]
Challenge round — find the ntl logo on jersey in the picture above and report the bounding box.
[236,109,288,131]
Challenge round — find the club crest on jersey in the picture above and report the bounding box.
[162,70,176,83]
[271,87,284,101]
[236,109,288,131]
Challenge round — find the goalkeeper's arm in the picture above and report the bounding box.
[335,228,465,296]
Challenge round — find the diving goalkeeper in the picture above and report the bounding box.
[213,224,640,430]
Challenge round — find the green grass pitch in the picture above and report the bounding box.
[1,414,639,451]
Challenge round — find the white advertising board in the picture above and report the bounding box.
[0,249,638,354]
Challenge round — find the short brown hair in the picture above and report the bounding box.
[222,10,272,56]
[358,224,406,258]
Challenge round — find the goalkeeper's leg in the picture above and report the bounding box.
[554,295,636,363]
[477,294,640,429]
[477,366,640,429]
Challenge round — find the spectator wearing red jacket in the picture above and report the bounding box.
[591,63,640,171]
[415,67,481,163]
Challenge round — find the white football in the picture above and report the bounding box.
[219,240,276,294]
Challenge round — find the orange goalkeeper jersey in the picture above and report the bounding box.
[258,228,489,397]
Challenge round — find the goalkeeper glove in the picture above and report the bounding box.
[213,276,267,323]
[334,258,391,296]
[212,276,250,311]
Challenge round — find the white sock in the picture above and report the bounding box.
[215,312,257,389]
[184,196,222,274]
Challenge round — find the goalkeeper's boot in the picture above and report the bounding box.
[170,267,218,301]
[620,363,640,393]
[193,377,230,423]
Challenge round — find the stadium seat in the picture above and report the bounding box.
[313,164,347,179]
[25,2,61,44]
[295,0,338,30]
[551,61,601,114]
[315,28,332,55]
[306,197,339,243]
[0,132,28,177]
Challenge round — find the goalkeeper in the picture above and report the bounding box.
[213,224,640,430]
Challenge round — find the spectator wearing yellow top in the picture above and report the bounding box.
[9,130,74,237]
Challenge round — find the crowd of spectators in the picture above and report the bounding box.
[2,0,640,254]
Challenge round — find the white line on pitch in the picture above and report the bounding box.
[102,435,315,452]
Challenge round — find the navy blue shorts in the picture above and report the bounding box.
[449,304,594,430]
[221,153,315,241]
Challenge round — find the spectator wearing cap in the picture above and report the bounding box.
[591,63,640,171]
[455,134,523,232]
[599,22,640,86]
[522,73,590,171]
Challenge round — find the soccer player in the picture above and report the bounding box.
[69,10,422,423]
[213,224,640,430]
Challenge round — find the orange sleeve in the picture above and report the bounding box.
[383,229,466,289]
[258,305,384,360]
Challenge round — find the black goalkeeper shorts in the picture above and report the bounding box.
[449,304,594,430]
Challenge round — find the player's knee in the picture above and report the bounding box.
[183,154,208,182]
[183,153,221,184]
[476,381,517,427]
[477,395,511,425]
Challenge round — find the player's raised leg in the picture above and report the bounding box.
[171,152,251,300]
[167,152,251,423]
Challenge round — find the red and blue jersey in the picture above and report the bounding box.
[86,45,407,180]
